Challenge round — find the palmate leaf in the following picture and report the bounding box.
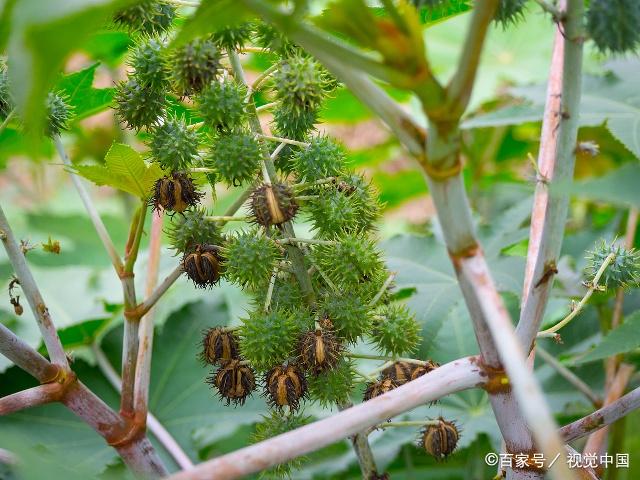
[463,59,640,160]
[71,143,164,199]
[575,310,640,364]
[55,63,115,121]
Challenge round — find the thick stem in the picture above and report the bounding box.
[0,323,59,382]
[516,0,584,353]
[94,345,195,470]
[339,402,377,479]
[133,211,163,420]
[56,136,124,273]
[560,385,640,443]
[0,383,62,415]
[0,205,68,367]
[166,357,485,480]
[121,280,139,418]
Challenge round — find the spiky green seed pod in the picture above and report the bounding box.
[585,240,640,289]
[306,182,380,236]
[0,66,13,120]
[271,106,317,173]
[251,273,304,313]
[311,232,385,287]
[272,56,326,116]
[372,304,421,356]
[168,39,222,96]
[493,0,526,27]
[212,22,254,50]
[147,117,199,171]
[44,92,74,138]
[250,183,299,227]
[255,23,300,57]
[115,78,165,131]
[293,136,346,182]
[320,294,372,343]
[113,1,176,36]
[197,79,246,131]
[587,0,640,54]
[166,207,224,254]
[207,131,260,186]
[239,307,308,371]
[410,0,447,8]
[251,412,311,478]
[307,358,355,408]
[222,230,281,289]
[128,38,168,90]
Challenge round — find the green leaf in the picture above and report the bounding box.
[55,63,115,121]
[172,0,251,47]
[7,0,127,137]
[464,59,640,159]
[38,317,113,354]
[72,143,164,199]
[418,0,472,26]
[576,310,640,364]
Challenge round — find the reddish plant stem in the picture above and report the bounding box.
[561,385,640,443]
[0,383,63,415]
[0,323,59,383]
[133,210,163,420]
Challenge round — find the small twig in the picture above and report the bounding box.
[250,63,279,93]
[292,177,338,190]
[93,345,195,470]
[536,346,601,406]
[368,272,396,307]
[0,205,68,367]
[276,237,335,246]
[270,142,287,161]
[537,252,615,337]
[0,109,15,135]
[255,102,278,113]
[376,420,438,429]
[0,383,63,415]
[136,265,185,318]
[263,268,278,312]
[258,134,309,148]
[0,323,58,382]
[159,0,200,7]
[55,136,124,273]
[241,46,271,54]
[205,215,252,223]
[189,167,216,174]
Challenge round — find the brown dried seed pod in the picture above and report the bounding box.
[209,359,256,406]
[151,172,203,213]
[265,363,307,411]
[200,326,239,365]
[420,418,459,460]
[250,183,298,227]
[382,360,439,385]
[363,377,398,402]
[298,329,342,374]
[183,244,223,288]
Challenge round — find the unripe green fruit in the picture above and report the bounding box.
[239,307,307,371]
[147,117,199,172]
[45,92,74,137]
[410,0,447,8]
[272,56,326,115]
[115,78,165,131]
[311,232,385,287]
[212,22,254,50]
[251,273,304,313]
[251,412,311,477]
[493,0,526,27]
[0,66,13,120]
[168,39,222,96]
[128,38,168,90]
[293,136,346,182]
[207,131,260,186]
[307,358,355,407]
[271,106,317,173]
[587,0,640,54]
[255,23,300,57]
[222,230,281,289]
[585,240,640,289]
[197,79,246,131]
[166,207,224,254]
[320,294,372,343]
[113,1,176,36]
[371,304,421,356]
